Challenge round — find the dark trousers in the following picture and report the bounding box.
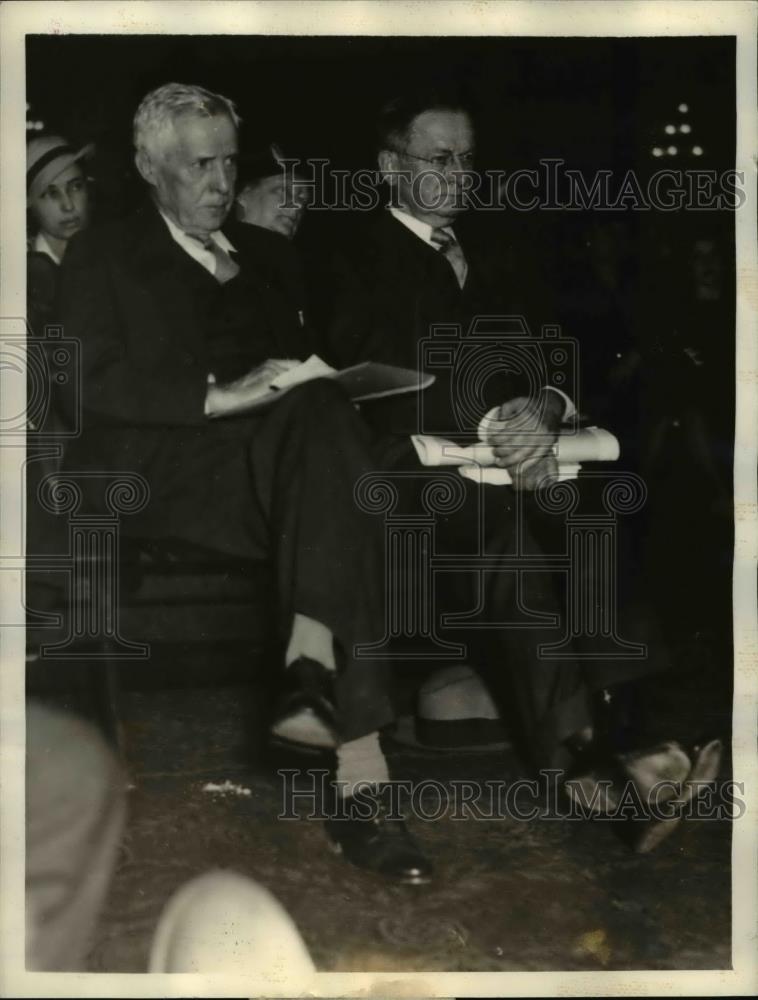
[99,380,393,743]
[429,475,592,770]
[243,380,393,741]
[368,437,668,769]
[518,486,672,762]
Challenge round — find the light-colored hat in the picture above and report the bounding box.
[26,135,94,200]
[415,664,509,749]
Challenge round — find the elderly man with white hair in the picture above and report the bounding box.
[57,82,432,885]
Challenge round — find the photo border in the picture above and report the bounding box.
[2,2,756,996]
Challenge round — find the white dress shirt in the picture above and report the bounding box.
[388,206,452,248]
[32,232,62,266]
[159,210,237,278]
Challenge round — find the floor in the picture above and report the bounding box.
[83,630,732,974]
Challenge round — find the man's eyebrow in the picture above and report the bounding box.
[195,152,237,163]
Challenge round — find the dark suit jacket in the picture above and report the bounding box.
[58,203,313,553]
[318,210,557,443]
[27,250,59,339]
[239,221,309,326]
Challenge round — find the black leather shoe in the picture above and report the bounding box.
[271,657,339,748]
[325,786,433,885]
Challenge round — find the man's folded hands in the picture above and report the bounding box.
[488,389,564,491]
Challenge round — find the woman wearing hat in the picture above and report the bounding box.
[235,143,309,241]
[234,144,314,337]
[25,133,94,563]
[26,134,93,337]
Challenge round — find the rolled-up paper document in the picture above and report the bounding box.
[458,463,582,486]
[410,436,496,466]
[411,426,619,469]
[554,426,620,463]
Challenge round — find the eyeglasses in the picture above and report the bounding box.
[399,149,475,172]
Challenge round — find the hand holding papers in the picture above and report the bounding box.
[269,354,335,390]
[207,355,435,417]
[205,359,300,417]
[411,426,620,485]
[270,355,435,402]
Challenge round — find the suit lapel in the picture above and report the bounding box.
[128,205,219,357]
[127,206,308,368]
[224,221,308,360]
[379,213,464,298]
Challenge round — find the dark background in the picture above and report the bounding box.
[26,33,736,643]
[27,34,734,174]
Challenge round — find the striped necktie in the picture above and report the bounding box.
[430,227,468,289]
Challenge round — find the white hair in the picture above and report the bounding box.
[133,82,241,159]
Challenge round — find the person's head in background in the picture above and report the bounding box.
[27,135,93,263]
[235,145,310,240]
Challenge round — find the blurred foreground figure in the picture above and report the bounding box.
[26,701,127,970]
[149,870,315,984]
[25,703,315,979]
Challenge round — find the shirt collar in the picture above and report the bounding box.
[158,209,236,269]
[388,206,454,248]
[32,231,62,265]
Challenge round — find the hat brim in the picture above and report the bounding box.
[28,142,94,200]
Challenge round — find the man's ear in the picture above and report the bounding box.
[135,149,157,187]
[377,149,398,181]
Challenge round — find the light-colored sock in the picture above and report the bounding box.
[285,613,336,672]
[335,732,390,799]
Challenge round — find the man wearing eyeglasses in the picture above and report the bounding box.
[322,89,568,482]
[317,89,586,770]
[316,90,702,847]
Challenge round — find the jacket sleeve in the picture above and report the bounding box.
[313,250,372,369]
[58,231,210,427]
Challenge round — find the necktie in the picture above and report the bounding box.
[430,228,468,289]
[204,239,240,284]
[187,234,240,284]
